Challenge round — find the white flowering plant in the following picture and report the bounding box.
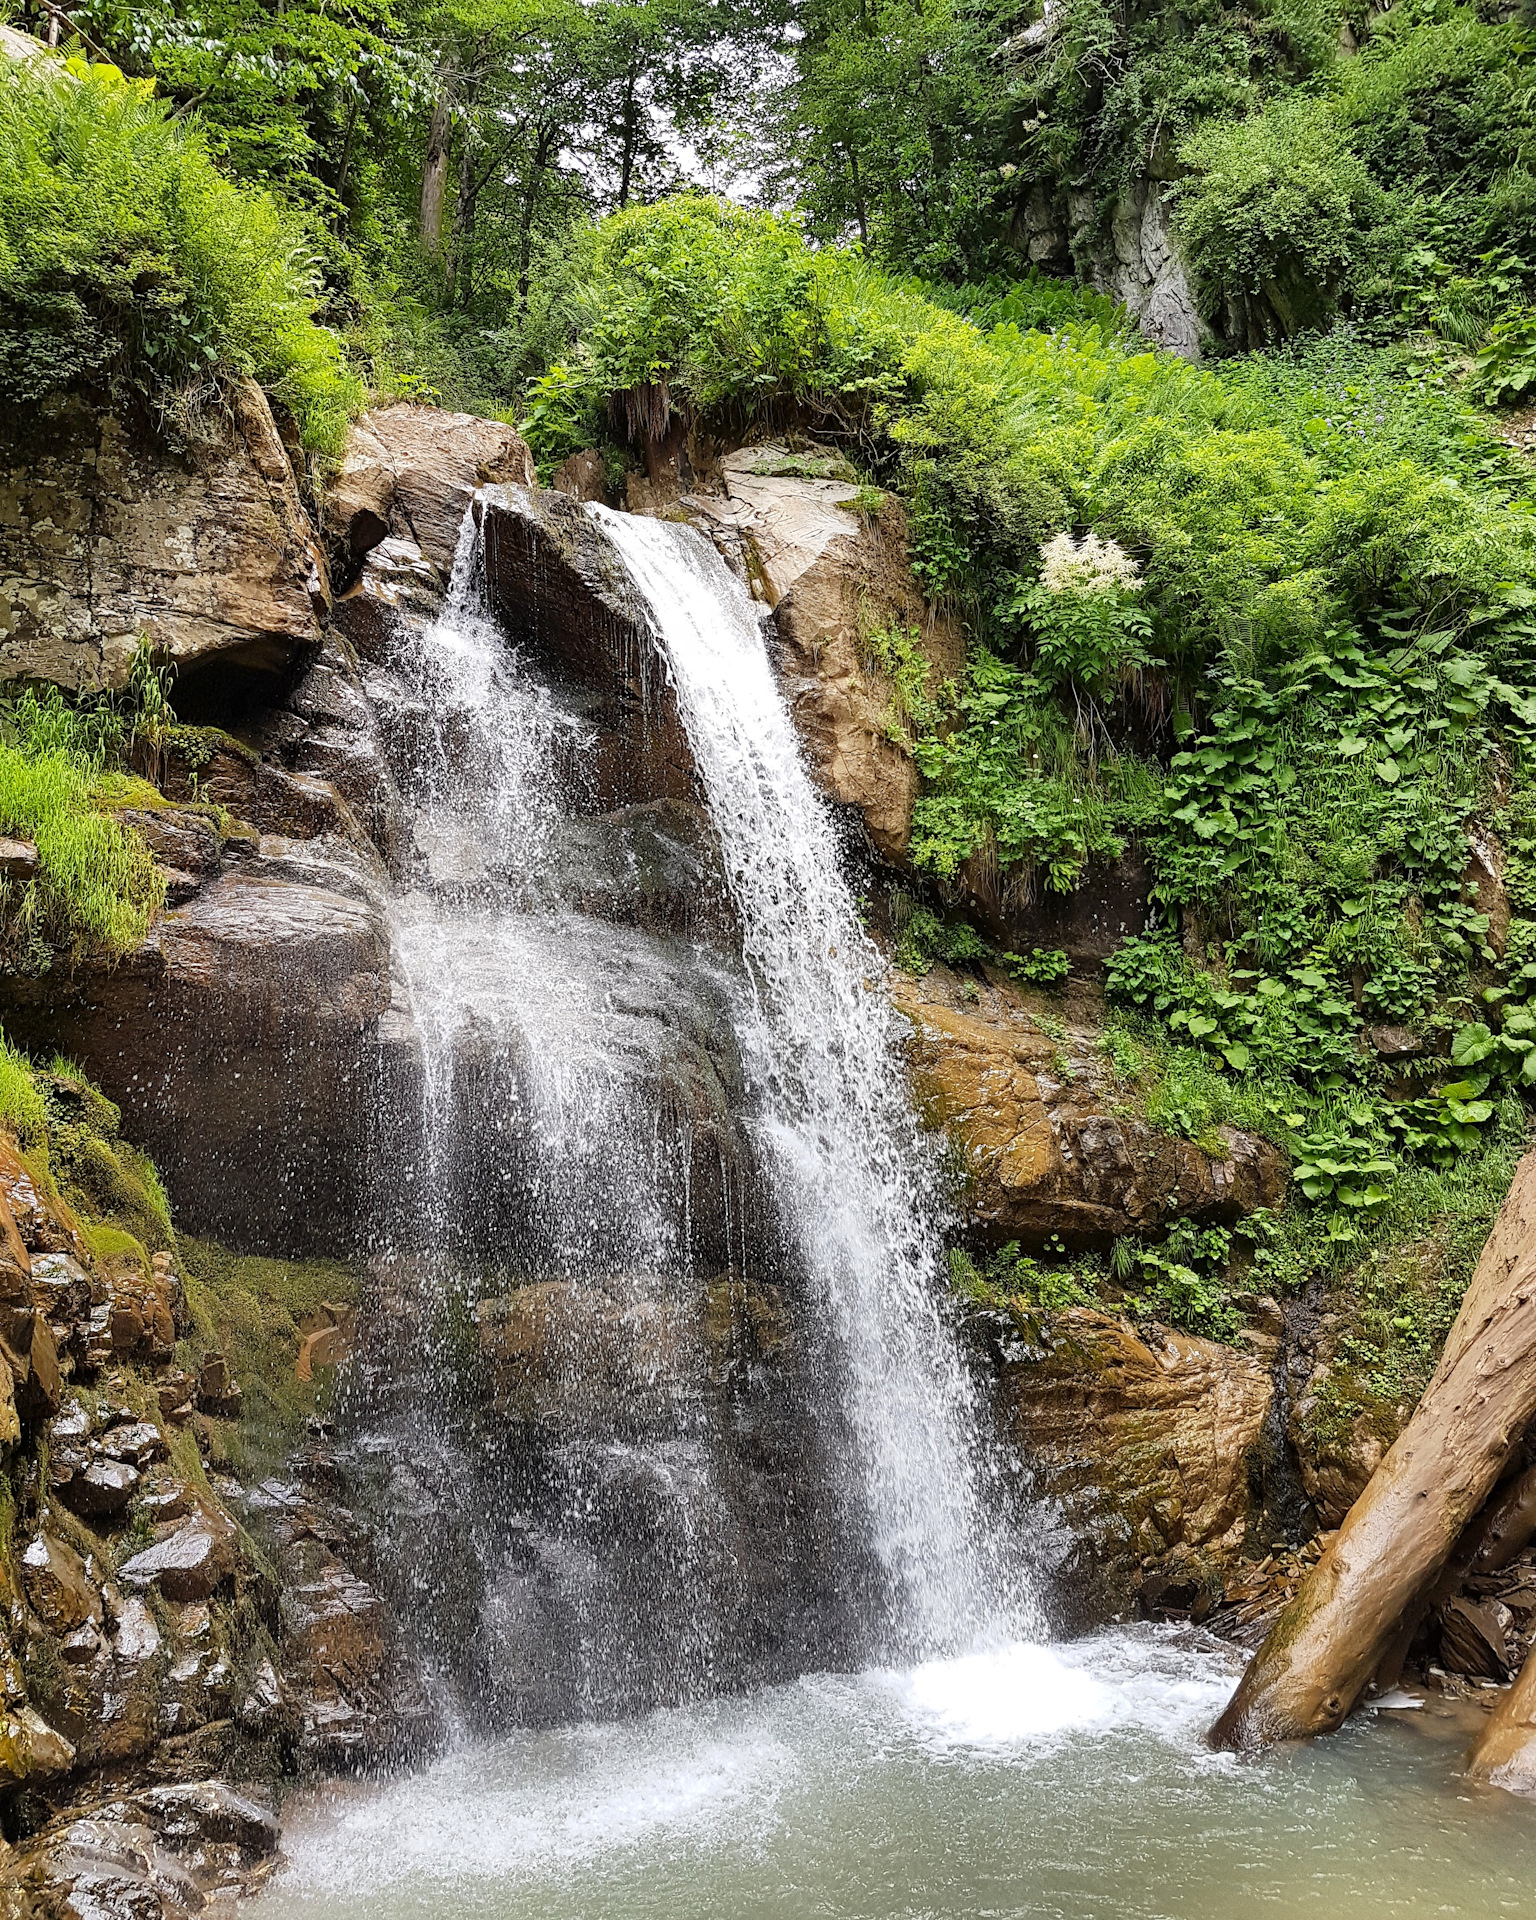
[1003,531,1156,697]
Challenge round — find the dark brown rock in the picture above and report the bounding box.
[118,1516,237,1602]
[60,1457,139,1519]
[195,1354,241,1418]
[1440,1593,1511,1678]
[331,535,443,660]
[22,1532,102,1634]
[479,488,698,809]
[551,447,609,503]
[0,842,393,1252]
[113,807,220,877]
[14,1312,60,1425]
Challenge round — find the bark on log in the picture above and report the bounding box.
[1210,1146,1536,1749]
[1467,1646,1536,1796]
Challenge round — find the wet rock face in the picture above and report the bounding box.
[893,969,1287,1249]
[0,380,327,704]
[0,1162,293,1853]
[244,1457,438,1772]
[8,1778,280,1918]
[686,447,964,866]
[0,833,392,1253]
[479,487,699,809]
[983,1304,1275,1614]
[330,1256,877,1732]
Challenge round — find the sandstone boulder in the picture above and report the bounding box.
[990,1306,1273,1607]
[894,969,1286,1247]
[328,403,535,577]
[691,447,963,863]
[0,380,326,704]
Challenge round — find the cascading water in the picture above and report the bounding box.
[339,481,1036,1750]
[257,491,1536,1920]
[345,495,872,1724]
[593,506,1043,1655]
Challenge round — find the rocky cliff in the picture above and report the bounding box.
[0,381,1522,1895]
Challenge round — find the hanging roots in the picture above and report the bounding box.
[609,378,674,445]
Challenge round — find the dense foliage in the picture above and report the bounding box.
[0,53,363,447]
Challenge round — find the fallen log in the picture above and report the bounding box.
[1210,1146,1536,1749]
[1467,1647,1536,1796]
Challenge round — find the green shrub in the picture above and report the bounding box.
[1176,94,1387,337]
[0,54,363,449]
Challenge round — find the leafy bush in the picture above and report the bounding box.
[0,55,362,449]
[1176,93,1387,338]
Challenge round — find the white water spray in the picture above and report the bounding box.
[593,507,1042,1654]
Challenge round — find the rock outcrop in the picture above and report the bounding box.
[986,1304,1274,1611]
[0,380,328,708]
[894,967,1286,1248]
[479,485,700,808]
[692,447,963,863]
[327,402,534,579]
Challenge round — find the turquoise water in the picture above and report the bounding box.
[256,1628,1536,1920]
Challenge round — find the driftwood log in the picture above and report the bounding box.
[1468,1646,1536,1794]
[1210,1147,1536,1748]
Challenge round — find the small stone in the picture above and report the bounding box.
[196,1353,242,1419]
[59,1622,101,1665]
[108,1303,145,1354]
[111,1593,161,1664]
[29,1252,91,1318]
[101,1420,166,1467]
[118,1519,234,1602]
[0,839,38,881]
[22,1534,102,1634]
[139,1481,192,1524]
[50,1400,91,1443]
[61,1458,140,1519]
[137,1781,279,1854]
[157,1370,197,1418]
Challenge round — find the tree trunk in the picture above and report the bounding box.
[518,125,557,314]
[849,147,869,249]
[335,91,361,205]
[1209,1147,1536,1749]
[1467,1644,1536,1796]
[445,135,479,302]
[617,69,640,210]
[420,86,453,253]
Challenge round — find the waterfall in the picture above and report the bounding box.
[593,507,1041,1655]
[348,491,1037,1737]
